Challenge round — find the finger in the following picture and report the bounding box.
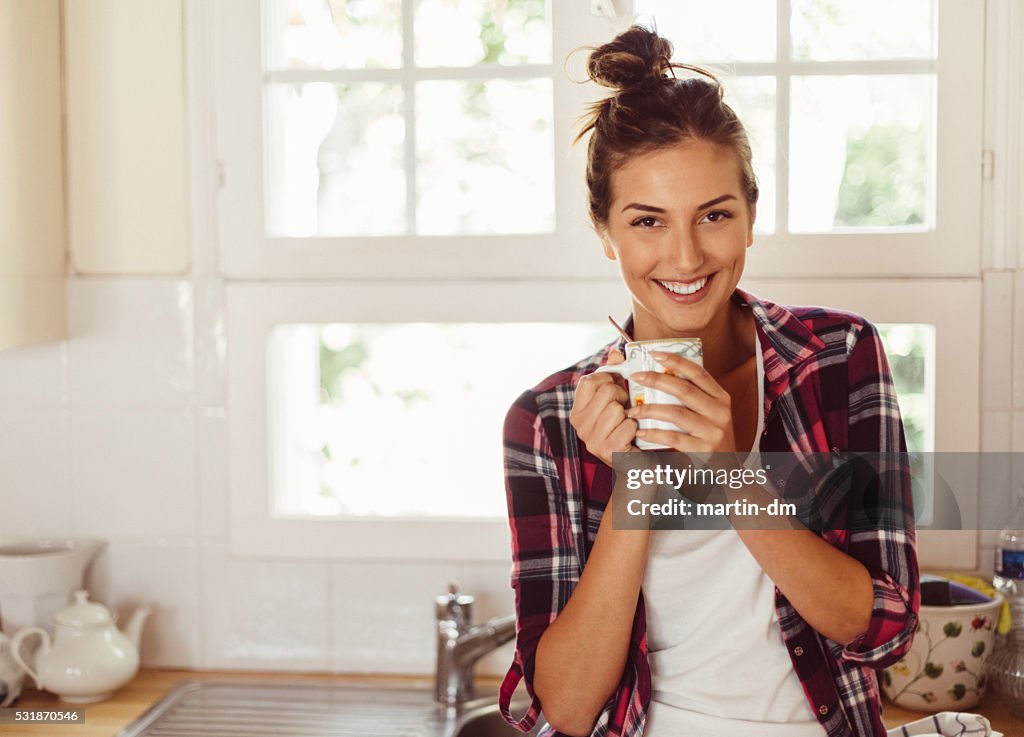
[630,372,724,418]
[572,378,628,438]
[591,400,629,444]
[605,417,638,454]
[574,371,618,408]
[593,380,629,410]
[634,427,712,454]
[585,403,622,448]
[649,352,729,401]
[607,348,625,365]
[627,405,717,438]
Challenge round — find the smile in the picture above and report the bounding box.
[655,275,711,296]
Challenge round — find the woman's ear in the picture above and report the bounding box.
[746,205,756,248]
[598,229,617,261]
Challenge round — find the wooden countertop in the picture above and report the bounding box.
[5,667,1024,736]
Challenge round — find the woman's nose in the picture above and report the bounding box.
[665,229,705,274]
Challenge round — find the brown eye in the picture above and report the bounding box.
[631,216,659,228]
[704,210,732,223]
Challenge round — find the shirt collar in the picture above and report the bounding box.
[608,288,826,386]
[732,287,826,386]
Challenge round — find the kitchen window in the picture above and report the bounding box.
[215,0,982,279]
[213,1,985,562]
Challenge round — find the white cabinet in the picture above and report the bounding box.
[0,0,67,350]
[64,0,190,274]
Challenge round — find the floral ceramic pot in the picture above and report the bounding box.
[881,592,1004,712]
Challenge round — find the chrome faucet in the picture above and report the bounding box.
[435,581,517,708]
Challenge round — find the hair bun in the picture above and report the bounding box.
[586,25,674,91]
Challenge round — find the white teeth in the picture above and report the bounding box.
[657,276,708,295]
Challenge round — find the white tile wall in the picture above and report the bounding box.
[71,407,197,538]
[193,278,225,408]
[67,279,194,407]
[0,341,67,407]
[981,409,1013,453]
[86,537,202,667]
[330,560,459,674]
[981,271,1013,410]
[0,409,73,538]
[197,407,228,540]
[1014,270,1024,411]
[970,271,1022,578]
[200,541,330,670]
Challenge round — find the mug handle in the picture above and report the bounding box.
[10,627,48,689]
[594,363,632,380]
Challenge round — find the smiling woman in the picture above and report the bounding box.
[498,25,919,737]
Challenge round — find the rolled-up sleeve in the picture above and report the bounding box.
[498,390,581,733]
[838,320,920,669]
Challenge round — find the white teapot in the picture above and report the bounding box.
[10,590,151,703]
[0,633,25,706]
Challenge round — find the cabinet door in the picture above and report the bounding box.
[64,0,190,274]
[0,0,67,350]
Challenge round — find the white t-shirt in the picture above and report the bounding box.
[640,337,825,736]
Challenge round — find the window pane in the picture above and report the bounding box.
[633,0,776,63]
[415,0,551,67]
[791,0,937,61]
[269,323,610,518]
[724,76,776,234]
[416,79,554,235]
[878,324,934,454]
[264,0,402,70]
[789,75,934,233]
[265,82,406,237]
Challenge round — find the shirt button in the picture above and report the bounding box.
[818,705,829,716]
[793,646,804,656]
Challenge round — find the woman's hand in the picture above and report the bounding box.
[570,350,638,466]
[626,351,737,453]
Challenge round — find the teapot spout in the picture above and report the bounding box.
[121,605,153,652]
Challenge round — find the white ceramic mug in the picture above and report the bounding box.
[596,338,703,450]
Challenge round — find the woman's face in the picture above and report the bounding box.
[599,139,754,340]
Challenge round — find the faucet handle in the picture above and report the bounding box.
[435,580,474,626]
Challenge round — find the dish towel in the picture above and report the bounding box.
[886,711,1004,737]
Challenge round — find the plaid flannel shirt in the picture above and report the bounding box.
[498,288,920,737]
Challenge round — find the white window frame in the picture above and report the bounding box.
[227,278,980,565]
[204,1,988,566]
[213,1,985,280]
[213,0,624,280]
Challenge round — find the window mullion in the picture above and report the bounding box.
[776,0,791,235]
[402,0,417,235]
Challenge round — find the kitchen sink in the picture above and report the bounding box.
[116,680,548,737]
[452,700,546,737]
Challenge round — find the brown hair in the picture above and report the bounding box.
[576,25,759,229]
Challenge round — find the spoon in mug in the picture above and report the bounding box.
[607,315,632,343]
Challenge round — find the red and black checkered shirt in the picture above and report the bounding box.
[498,289,920,737]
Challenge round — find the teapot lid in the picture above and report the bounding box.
[55,590,114,627]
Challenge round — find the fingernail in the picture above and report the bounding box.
[650,352,668,361]
[635,429,648,438]
[626,408,638,418]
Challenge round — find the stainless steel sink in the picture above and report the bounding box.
[116,680,547,737]
[452,699,546,737]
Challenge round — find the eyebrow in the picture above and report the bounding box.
[621,194,737,213]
